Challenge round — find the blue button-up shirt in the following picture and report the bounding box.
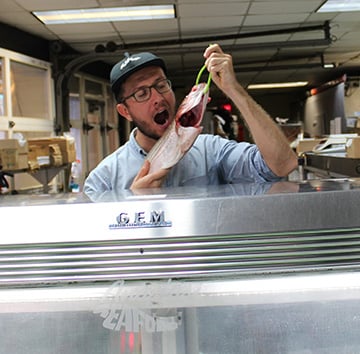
[83,129,281,198]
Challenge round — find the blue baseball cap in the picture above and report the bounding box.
[110,52,167,97]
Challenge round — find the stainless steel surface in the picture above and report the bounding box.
[2,180,360,354]
[1,179,360,286]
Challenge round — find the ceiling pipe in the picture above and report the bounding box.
[100,21,331,52]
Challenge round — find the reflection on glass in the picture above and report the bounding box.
[10,61,50,118]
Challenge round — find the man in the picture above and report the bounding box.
[83,44,298,197]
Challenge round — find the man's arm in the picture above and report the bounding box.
[204,44,298,177]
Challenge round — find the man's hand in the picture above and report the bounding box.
[203,43,238,95]
[130,160,169,190]
[204,43,298,177]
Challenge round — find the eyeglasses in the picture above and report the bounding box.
[121,79,172,103]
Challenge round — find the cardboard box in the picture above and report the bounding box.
[0,139,29,170]
[49,143,63,166]
[296,138,324,154]
[27,137,76,164]
[346,136,360,158]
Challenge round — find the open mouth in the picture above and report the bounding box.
[179,110,197,127]
[179,104,201,127]
[154,110,169,125]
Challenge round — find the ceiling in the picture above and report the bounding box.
[1,0,360,98]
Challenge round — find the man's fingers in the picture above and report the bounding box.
[130,161,170,190]
[134,160,151,181]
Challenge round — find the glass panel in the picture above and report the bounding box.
[0,57,4,116]
[85,79,102,96]
[70,127,83,162]
[69,75,80,94]
[0,311,130,354]
[69,94,81,121]
[87,127,102,171]
[87,109,101,124]
[10,61,50,118]
[87,100,103,125]
[2,275,360,354]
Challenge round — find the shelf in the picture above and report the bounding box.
[303,152,360,178]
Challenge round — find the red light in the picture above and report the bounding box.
[128,332,135,352]
[221,103,232,112]
[120,331,126,352]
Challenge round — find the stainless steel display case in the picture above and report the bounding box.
[1,179,360,354]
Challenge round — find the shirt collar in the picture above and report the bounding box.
[129,128,147,156]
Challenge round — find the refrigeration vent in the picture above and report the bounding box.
[1,227,360,287]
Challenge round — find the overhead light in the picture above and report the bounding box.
[247,82,308,90]
[323,63,336,69]
[317,0,360,12]
[32,5,175,25]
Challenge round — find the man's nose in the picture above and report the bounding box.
[149,87,165,102]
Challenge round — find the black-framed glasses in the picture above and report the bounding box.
[121,79,172,103]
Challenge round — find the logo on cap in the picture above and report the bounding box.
[120,56,141,70]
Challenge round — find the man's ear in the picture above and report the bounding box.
[116,103,133,122]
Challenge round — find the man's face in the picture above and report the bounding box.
[117,66,176,140]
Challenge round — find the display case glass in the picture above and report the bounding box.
[1,179,360,353]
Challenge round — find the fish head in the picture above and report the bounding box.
[175,82,210,129]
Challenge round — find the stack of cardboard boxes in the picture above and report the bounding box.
[0,136,76,171]
[0,139,29,170]
[27,137,76,170]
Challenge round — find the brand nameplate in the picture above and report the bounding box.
[109,210,172,230]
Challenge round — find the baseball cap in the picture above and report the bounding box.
[110,52,167,97]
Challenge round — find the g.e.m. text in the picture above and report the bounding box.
[109,210,172,230]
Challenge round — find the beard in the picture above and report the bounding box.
[133,119,162,141]
[128,106,175,141]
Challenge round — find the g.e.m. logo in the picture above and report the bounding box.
[109,210,172,230]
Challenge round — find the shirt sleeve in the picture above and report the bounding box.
[83,162,113,199]
[205,135,283,183]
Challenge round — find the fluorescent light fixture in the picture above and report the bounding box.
[323,63,336,69]
[317,0,360,13]
[247,82,308,90]
[33,5,175,24]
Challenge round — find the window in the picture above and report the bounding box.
[10,61,51,119]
